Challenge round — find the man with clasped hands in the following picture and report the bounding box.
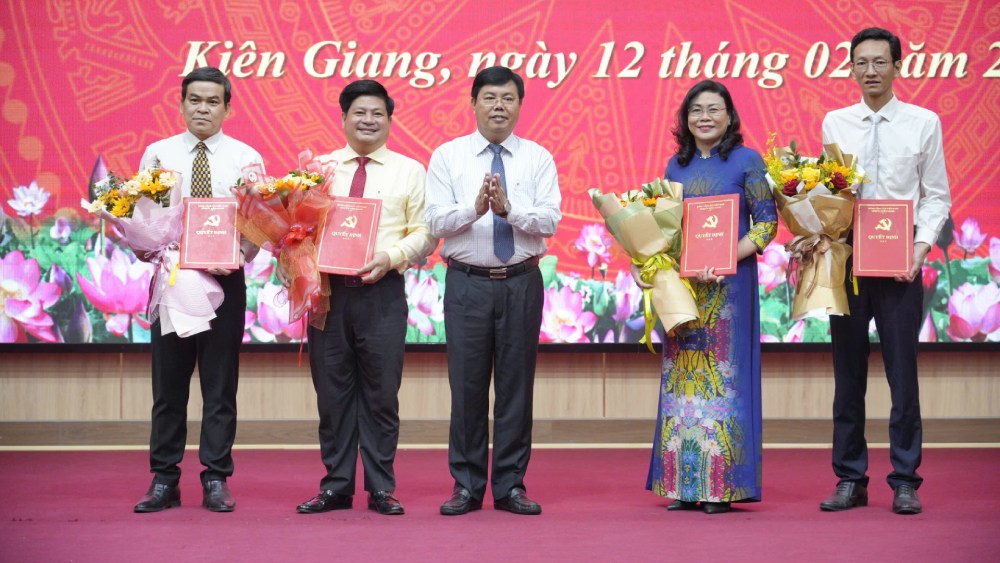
[425,66,562,516]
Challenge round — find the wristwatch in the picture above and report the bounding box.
[497,200,511,218]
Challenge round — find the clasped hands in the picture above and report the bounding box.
[475,173,510,217]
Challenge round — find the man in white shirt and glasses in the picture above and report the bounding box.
[819,27,952,516]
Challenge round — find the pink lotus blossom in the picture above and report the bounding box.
[783,319,805,343]
[758,244,790,293]
[540,285,597,343]
[252,282,306,341]
[49,217,72,243]
[989,237,1000,283]
[243,310,257,343]
[6,180,50,217]
[405,271,443,335]
[75,248,153,337]
[946,282,1000,342]
[611,269,642,324]
[244,249,275,283]
[0,251,62,342]
[574,223,613,269]
[953,217,987,255]
[919,312,937,343]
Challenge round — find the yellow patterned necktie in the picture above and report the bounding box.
[191,141,212,198]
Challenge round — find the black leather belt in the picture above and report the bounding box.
[447,257,540,280]
[329,274,364,287]
[328,271,400,287]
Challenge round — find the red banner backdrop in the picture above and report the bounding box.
[1,0,998,344]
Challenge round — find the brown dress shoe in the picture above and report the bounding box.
[819,481,868,511]
[368,491,405,515]
[202,480,235,512]
[440,487,483,515]
[892,485,922,515]
[134,482,180,513]
[296,490,353,513]
[494,487,541,515]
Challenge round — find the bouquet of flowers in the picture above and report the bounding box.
[83,161,223,337]
[764,134,862,319]
[590,179,699,352]
[231,150,337,326]
[86,163,178,218]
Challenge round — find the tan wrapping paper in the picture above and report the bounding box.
[590,180,698,338]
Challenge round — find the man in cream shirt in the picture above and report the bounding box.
[296,79,436,516]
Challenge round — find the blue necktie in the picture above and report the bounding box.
[489,143,515,262]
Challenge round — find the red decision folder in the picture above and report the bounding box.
[316,196,382,275]
[852,199,914,277]
[179,198,240,270]
[680,193,739,277]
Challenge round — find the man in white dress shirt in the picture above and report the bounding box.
[425,66,561,516]
[819,28,952,516]
[133,66,264,513]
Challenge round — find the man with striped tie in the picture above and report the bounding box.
[134,66,263,514]
[425,66,562,516]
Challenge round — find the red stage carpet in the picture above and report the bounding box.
[1,447,997,562]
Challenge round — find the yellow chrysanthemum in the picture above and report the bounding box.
[144,178,168,195]
[109,195,132,217]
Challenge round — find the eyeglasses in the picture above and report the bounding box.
[689,106,725,118]
[479,94,518,107]
[852,59,891,72]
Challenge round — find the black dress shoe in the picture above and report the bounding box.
[296,490,353,513]
[368,491,405,515]
[667,500,699,511]
[494,487,541,515]
[440,487,483,516]
[134,482,180,513]
[202,480,235,512]
[892,484,922,515]
[819,481,868,511]
[702,502,731,514]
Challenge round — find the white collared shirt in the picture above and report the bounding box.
[822,95,952,246]
[424,130,562,267]
[139,130,264,198]
[313,144,437,272]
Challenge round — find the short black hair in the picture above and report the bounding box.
[339,80,395,116]
[471,66,524,100]
[673,80,744,167]
[181,67,231,106]
[850,27,902,63]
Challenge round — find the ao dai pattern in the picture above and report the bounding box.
[646,145,777,503]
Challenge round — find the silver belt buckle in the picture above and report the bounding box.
[489,267,508,280]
